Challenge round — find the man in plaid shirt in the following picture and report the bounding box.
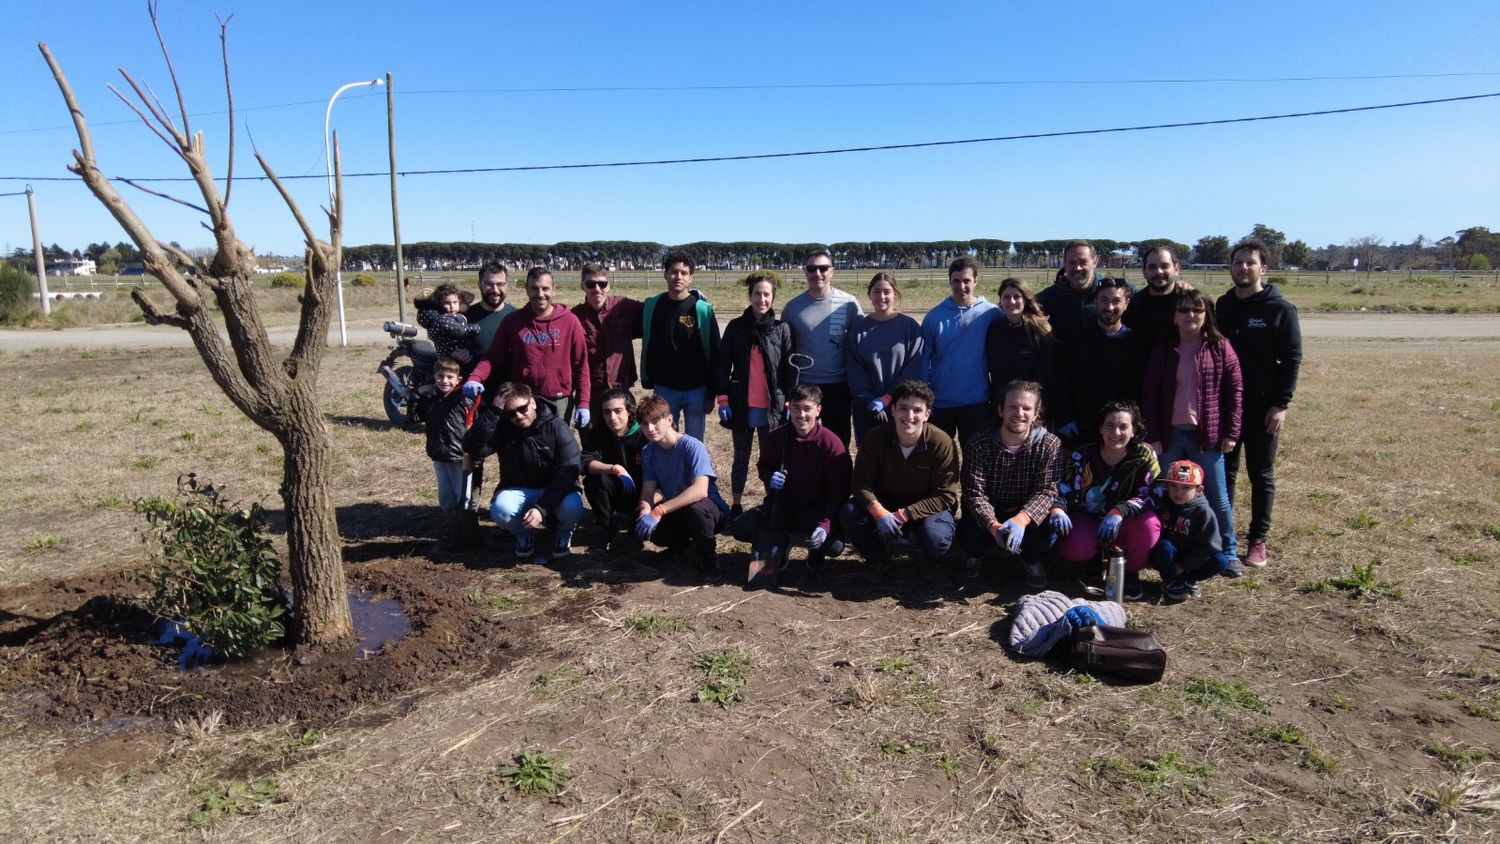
[957,379,1062,588]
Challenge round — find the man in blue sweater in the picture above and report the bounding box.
[921,256,1000,446]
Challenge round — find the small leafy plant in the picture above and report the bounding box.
[1299,561,1402,600]
[24,534,62,552]
[624,609,692,635]
[692,648,752,710]
[187,777,279,824]
[1182,677,1270,713]
[135,475,286,660]
[496,750,572,794]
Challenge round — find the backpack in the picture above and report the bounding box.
[1068,625,1167,683]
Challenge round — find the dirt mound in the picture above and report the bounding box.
[0,559,528,728]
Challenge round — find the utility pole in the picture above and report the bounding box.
[386,72,405,324]
[27,186,51,316]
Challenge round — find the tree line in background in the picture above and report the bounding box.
[9,224,1498,276]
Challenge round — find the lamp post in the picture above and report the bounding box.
[325,77,383,346]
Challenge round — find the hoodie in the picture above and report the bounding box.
[920,296,1000,408]
[1214,284,1302,409]
[467,304,590,404]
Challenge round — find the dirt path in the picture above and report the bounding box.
[4,312,1500,351]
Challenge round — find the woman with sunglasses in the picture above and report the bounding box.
[843,272,926,444]
[716,271,795,520]
[1140,289,1243,573]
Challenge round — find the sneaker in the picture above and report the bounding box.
[1220,559,1245,578]
[1122,574,1146,603]
[550,528,575,561]
[1246,539,1269,568]
[1164,580,1203,602]
[1022,561,1048,590]
[822,538,845,558]
[959,556,982,581]
[514,530,535,560]
[729,503,744,523]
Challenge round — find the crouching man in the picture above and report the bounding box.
[957,379,1062,589]
[580,387,646,549]
[463,381,584,561]
[634,394,727,580]
[838,379,960,580]
[731,384,852,574]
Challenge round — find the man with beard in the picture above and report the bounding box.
[574,264,643,420]
[1052,278,1146,445]
[465,268,591,429]
[1216,240,1302,569]
[1124,245,1195,351]
[463,261,517,364]
[1037,240,1124,346]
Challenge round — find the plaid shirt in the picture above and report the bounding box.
[961,426,1062,528]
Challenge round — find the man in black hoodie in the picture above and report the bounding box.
[580,387,647,549]
[464,381,584,562]
[1216,240,1302,569]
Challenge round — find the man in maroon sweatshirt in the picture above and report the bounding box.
[572,263,643,419]
[465,267,591,429]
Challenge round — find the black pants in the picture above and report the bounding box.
[650,498,723,563]
[930,402,989,448]
[730,503,829,544]
[809,380,853,450]
[956,515,1052,564]
[583,472,639,530]
[1225,403,1280,543]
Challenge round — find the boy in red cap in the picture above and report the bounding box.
[1151,459,1225,602]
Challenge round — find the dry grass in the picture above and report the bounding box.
[1,337,1499,841]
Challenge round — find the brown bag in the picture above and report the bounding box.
[1069,625,1167,683]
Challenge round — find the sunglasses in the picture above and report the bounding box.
[1175,306,1206,314]
[503,403,531,417]
[584,280,609,289]
[804,264,833,274]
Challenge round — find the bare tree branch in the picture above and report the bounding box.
[257,152,321,251]
[104,83,176,152]
[117,69,185,148]
[147,0,190,140]
[118,176,210,214]
[141,78,179,139]
[130,288,189,328]
[216,13,235,208]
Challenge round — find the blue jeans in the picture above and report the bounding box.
[654,385,708,442]
[433,460,467,512]
[838,499,955,567]
[1162,425,1237,557]
[490,487,584,541]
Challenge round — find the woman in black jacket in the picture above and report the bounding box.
[715,271,795,518]
[985,277,1057,420]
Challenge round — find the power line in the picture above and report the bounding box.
[3,70,1497,137]
[3,91,1497,184]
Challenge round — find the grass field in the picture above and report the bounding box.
[1,338,1499,841]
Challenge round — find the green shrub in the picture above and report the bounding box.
[268,271,303,289]
[0,265,39,325]
[135,474,286,659]
[349,273,378,288]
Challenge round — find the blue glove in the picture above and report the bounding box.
[1048,510,1073,536]
[1058,421,1079,439]
[994,518,1026,554]
[573,407,590,428]
[718,406,732,423]
[462,381,484,400]
[1065,605,1103,630]
[1098,514,1123,542]
[875,512,904,539]
[768,470,786,490]
[808,527,827,549]
[634,510,660,539]
[614,469,636,496]
[867,398,886,414]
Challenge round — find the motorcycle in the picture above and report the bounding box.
[377,321,437,427]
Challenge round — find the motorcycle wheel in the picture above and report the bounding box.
[383,364,414,425]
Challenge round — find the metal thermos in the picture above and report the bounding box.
[1105,546,1127,603]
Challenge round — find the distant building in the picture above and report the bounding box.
[48,258,97,276]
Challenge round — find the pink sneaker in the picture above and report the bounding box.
[1245,539,1269,567]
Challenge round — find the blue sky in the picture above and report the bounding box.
[3,1,1498,258]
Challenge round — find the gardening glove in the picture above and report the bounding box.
[634,507,663,539]
[768,470,787,490]
[718,406,733,423]
[993,518,1026,554]
[1064,605,1103,630]
[1048,510,1073,537]
[1098,513,1123,542]
[573,407,590,428]
[462,381,484,400]
[867,398,886,414]
[1058,421,1080,439]
[612,465,636,495]
[808,527,828,549]
[876,511,906,540]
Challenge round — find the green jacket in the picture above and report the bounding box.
[640,291,716,388]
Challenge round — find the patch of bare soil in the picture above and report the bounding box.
[0,558,534,729]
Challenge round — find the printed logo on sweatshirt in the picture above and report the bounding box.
[678,315,697,330]
[1246,317,1268,329]
[520,327,562,346]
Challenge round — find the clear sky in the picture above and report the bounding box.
[3,1,1498,259]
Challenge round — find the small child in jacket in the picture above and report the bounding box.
[423,357,475,545]
[1151,459,1223,602]
[416,283,482,365]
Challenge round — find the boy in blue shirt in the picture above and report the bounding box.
[634,393,726,580]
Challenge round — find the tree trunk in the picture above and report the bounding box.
[279,381,354,646]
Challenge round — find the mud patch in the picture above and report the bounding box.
[0,559,532,728]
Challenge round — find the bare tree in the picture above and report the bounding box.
[38,10,354,647]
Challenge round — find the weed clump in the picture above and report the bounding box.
[188,777,279,824]
[496,750,572,794]
[692,648,752,710]
[1299,561,1403,600]
[1182,677,1270,713]
[135,474,286,659]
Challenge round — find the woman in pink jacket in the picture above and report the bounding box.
[1140,289,1243,574]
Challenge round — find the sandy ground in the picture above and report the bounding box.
[4,312,1500,351]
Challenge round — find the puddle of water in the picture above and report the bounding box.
[156,590,412,670]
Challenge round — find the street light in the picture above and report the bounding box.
[325,77,383,346]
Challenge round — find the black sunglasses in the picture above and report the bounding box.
[804,264,833,273]
[504,403,530,416]
[584,280,609,289]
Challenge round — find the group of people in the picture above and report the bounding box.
[410,238,1302,600]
